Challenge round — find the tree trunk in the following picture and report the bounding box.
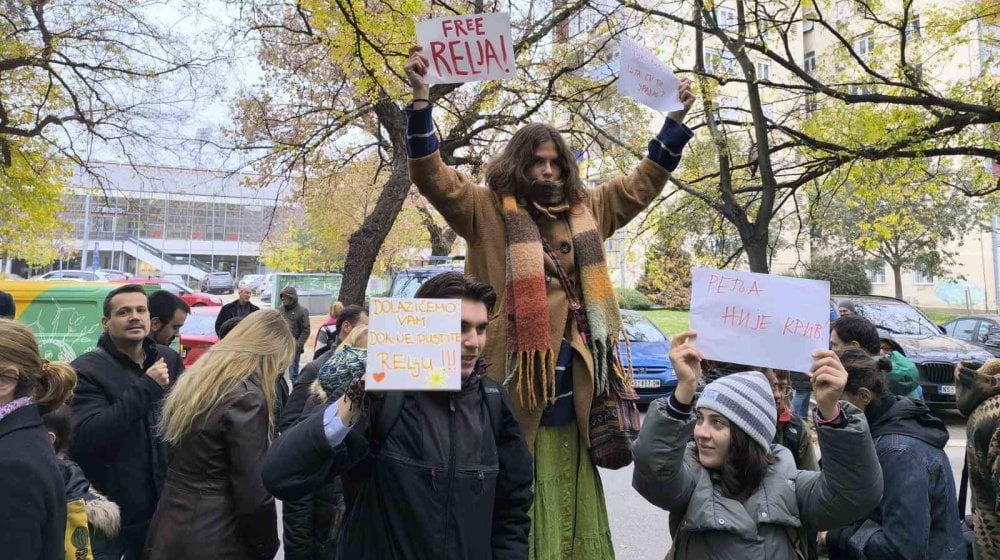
[891,263,904,299]
[417,204,457,256]
[336,99,409,305]
[744,237,770,273]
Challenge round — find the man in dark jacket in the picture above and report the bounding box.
[215,285,259,336]
[262,272,534,559]
[826,386,963,558]
[69,284,185,560]
[280,286,311,382]
[147,290,189,346]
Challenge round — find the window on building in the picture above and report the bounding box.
[836,0,861,23]
[804,94,818,114]
[912,267,935,285]
[804,51,816,74]
[905,15,921,41]
[716,7,737,31]
[854,32,875,56]
[866,261,886,284]
[757,61,771,80]
[848,83,875,96]
[715,95,739,122]
[761,103,774,120]
[980,22,1000,75]
[705,47,721,74]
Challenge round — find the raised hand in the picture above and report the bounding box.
[669,330,703,405]
[810,350,848,420]
[145,357,169,388]
[405,45,430,104]
[667,77,695,124]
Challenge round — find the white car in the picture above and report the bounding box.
[33,270,110,282]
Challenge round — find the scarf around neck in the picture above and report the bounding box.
[0,397,33,423]
[501,194,630,409]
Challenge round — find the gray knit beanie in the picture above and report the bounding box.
[696,371,777,452]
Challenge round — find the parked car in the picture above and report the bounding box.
[113,277,223,307]
[98,269,132,280]
[178,306,220,367]
[200,271,235,294]
[32,269,110,282]
[389,262,465,298]
[835,295,994,408]
[239,274,266,294]
[619,310,676,404]
[942,315,1000,358]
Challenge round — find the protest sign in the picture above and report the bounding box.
[689,268,831,373]
[415,13,516,84]
[365,298,463,391]
[617,37,683,112]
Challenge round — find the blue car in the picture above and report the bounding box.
[618,310,676,404]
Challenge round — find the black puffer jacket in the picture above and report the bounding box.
[262,371,534,560]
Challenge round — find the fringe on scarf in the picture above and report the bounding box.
[504,348,557,410]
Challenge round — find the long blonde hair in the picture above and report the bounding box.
[160,308,296,444]
[0,319,76,414]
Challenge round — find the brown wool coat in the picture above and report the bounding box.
[409,151,670,449]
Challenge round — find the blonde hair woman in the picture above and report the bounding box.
[0,319,77,560]
[145,309,295,560]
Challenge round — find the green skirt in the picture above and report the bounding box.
[529,421,615,560]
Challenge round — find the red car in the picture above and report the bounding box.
[179,306,220,367]
[112,277,223,307]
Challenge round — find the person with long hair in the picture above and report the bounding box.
[144,309,295,560]
[0,319,77,560]
[313,301,346,355]
[404,46,695,558]
[822,347,964,559]
[633,331,884,559]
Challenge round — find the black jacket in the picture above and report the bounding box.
[262,373,534,560]
[68,333,184,557]
[214,300,260,336]
[280,287,311,352]
[278,349,333,434]
[0,404,66,560]
[827,394,964,559]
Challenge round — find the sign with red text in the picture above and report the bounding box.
[416,13,516,84]
[689,268,830,373]
[617,38,683,113]
[365,298,463,391]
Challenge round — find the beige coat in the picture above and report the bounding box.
[409,151,670,448]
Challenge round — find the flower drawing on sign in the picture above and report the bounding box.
[427,368,448,389]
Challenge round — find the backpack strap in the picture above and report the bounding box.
[481,381,504,443]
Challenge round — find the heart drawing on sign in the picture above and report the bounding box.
[372,371,386,383]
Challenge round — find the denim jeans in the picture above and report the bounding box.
[289,351,302,384]
[792,388,812,419]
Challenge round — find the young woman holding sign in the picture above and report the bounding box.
[404,44,695,559]
[632,331,884,559]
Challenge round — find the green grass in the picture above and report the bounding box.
[921,309,960,324]
[639,309,690,338]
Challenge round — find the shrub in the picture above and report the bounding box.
[636,240,693,310]
[801,256,872,295]
[616,288,653,310]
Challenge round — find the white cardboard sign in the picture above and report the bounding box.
[415,13,516,84]
[689,268,831,373]
[365,298,463,391]
[617,37,683,112]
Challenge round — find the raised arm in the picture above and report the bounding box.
[632,331,704,512]
[589,79,695,237]
[404,45,481,240]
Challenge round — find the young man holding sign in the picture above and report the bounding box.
[404,44,694,559]
[261,272,533,560]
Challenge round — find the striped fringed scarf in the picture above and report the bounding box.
[502,194,631,410]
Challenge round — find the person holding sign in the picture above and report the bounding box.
[261,272,533,560]
[632,331,883,559]
[404,44,694,559]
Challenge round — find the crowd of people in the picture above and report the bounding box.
[0,42,997,560]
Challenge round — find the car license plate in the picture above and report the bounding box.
[939,385,956,395]
[633,379,661,389]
